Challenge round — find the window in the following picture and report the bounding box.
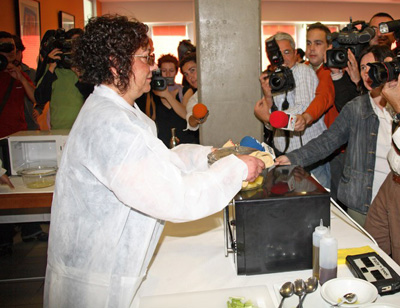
[148,24,191,84]
[83,0,96,25]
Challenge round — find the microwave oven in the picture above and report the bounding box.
[224,165,331,275]
[0,130,69,176]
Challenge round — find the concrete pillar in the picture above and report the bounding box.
[195,0,263,147]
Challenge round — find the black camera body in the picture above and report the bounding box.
[151,69,167,91]
[42,29,74,69]
[368,56,400,88]
[0,42,14,71]
[325,19,375,68]
[265,38,295,93]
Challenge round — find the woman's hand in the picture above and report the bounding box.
[0,174,15,189]
[344,49,360,85]
[47,48,62,72]
[382,75,400,113]
[237,155,265,182]
[254,97,272,124]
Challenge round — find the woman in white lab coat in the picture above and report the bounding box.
[43,15,264,308]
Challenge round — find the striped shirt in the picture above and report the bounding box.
[271,63,327,153]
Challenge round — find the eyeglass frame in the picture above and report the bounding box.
[133,53,155,66]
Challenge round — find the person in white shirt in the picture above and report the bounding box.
[254,32,329,187]
[365,74,400,265]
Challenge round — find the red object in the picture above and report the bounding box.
[270,182,289,195]
[193,103,208,119]
[269,111,289,128]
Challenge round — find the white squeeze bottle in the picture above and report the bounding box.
[312,219,328,279]
[319,228,338,285]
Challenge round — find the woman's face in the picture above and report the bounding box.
[181,61,197,89]
[130,46,153,99]
[360,52,376,92]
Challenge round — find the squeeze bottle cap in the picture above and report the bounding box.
[315,219,328,235]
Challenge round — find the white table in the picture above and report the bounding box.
[133,204,400,308]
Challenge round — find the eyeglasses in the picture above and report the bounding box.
[133,53,155,66]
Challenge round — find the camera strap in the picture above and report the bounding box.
[282,92,290,154]
[0,78,15,117]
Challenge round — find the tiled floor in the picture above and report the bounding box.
[0,224,48,307]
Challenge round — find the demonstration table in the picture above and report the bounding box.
[133,204,400,308]
[0,176,53,223]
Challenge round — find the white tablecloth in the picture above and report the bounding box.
[133,204,400,308]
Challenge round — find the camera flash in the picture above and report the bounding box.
[379,23,389,34]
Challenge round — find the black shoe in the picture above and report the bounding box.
[21,231,49,243]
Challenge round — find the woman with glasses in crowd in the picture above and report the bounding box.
[43,15,264,308]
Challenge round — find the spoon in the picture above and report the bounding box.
[332,292,358,307]
[294,279,306,308]
[296,276,318,308]
[278,281,294,308]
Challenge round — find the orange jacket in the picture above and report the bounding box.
[305,63,338,128]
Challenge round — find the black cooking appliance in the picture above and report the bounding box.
[224,165,331,275]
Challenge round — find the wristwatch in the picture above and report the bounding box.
[394,113,400,123]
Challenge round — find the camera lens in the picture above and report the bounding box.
[270,74,284,91]
[368,59,400,88]
[333,50,346,64]
[0,54,8,71]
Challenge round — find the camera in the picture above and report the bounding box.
[367,56,400,88]
[325,18,375,68]
[0,42,14,71]
[41,29,74,69]
[151,69,167,91]
[380,19,400,56]
[265,38,295,94]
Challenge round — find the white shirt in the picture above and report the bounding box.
[44,85,247,308]
[388,126,400,174]
[369,94,392,200]
[271,63,327,153]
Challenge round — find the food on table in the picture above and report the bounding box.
[227,297,257,308]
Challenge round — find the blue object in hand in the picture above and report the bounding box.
[239,136,265,151]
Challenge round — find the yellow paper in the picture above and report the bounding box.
[337,246,377,265]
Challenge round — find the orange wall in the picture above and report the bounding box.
[0,0,102,37]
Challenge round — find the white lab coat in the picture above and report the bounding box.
[44,85,248,308]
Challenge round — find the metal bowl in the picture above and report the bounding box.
[17,163,57,189]
[207,146,257,165]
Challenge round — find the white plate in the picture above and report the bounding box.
[139,285,273,308]
[320,277,378,307]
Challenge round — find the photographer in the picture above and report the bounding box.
[276,45,395,226]
[0,31,35,137]
[254,32,329,187]
[13,34,40,130]
[365,74,400,264]
[137,54,199,146]
[369,12,396,48]
[34,28,93,130]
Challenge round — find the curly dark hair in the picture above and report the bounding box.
[179,52,196,72]
[157,54,179,72]
[73,15,149,94]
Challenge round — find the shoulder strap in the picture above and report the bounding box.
[0,78,15,116]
